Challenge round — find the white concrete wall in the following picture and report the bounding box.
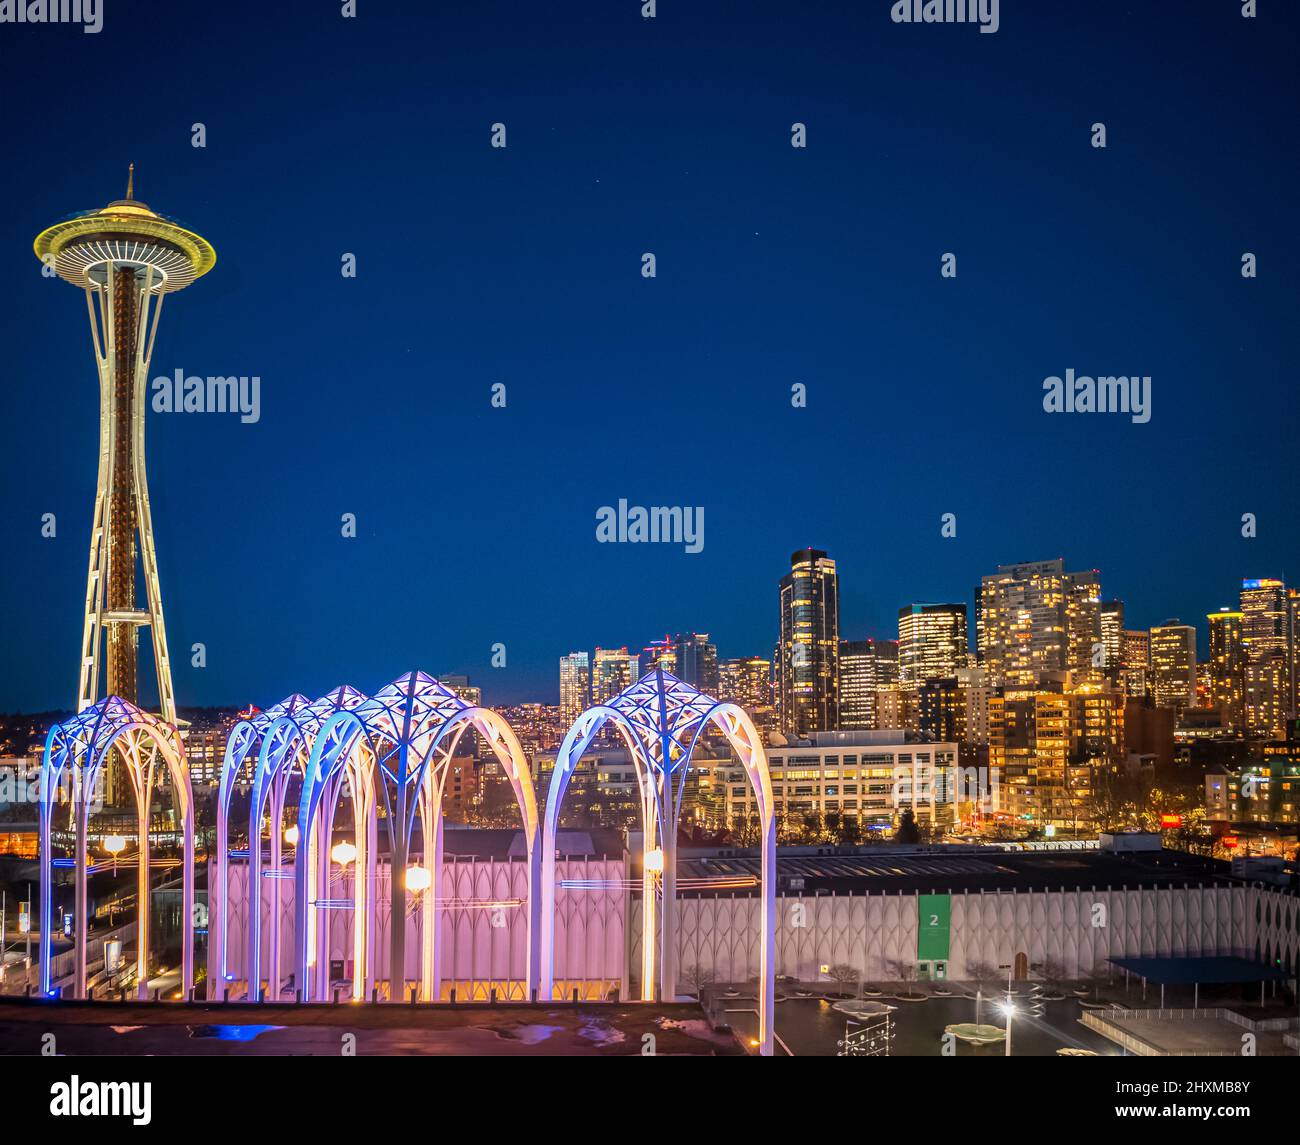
[220,856,626,999]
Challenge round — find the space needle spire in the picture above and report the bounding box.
[34,172,216,724]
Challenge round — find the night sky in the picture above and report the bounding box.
[2,1,1297,711]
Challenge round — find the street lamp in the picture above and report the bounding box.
[405,865,432,893]
[331,841,357,866]
[643,848,664,874]
[999,1000,1016,1057]
[104,834,126,876]
[283,825,299,847]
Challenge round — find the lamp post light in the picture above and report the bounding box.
[283,825,299,848]
[331,841,357,866]
[104,834,126,876]
[405,865,432,893]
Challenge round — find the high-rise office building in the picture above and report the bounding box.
[1241,578,1289,739]
[1245,656,1288,741]
[897,604,967,689]
[1206,609,1246,733]
[674,632,719,696]
[1289,589,1300,719]
[1241,578,1288,658]
[839,638,899,730]
[954,666,994,745]
[1066,573,1104,683]
[979,559,1101,686]
[558,651,591,723]
[917,677,961,743]
[1149,622,1196,716]
[718,656,776,732]
[592,647,639,703]
[1121,628,1150,699]
[777,548,840,737]
[1100,601,1125,675]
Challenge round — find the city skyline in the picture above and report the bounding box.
[2,541,1296,712]
[2,1,1297,713]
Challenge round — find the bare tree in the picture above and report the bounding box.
[681,963,715,996]
[825,963,860,996]
[886,958,918,987]
[1038,957,1067,987]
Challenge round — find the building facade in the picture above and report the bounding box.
[1149,622,1197,716]
[592,647,639,704]
[898,603,967,691]
[1207,608,1246,734]
[839,638,898,730]
[558,652,591,724]
[777,548,840,737]
[979,559,1102,686]
[715,731,963,833]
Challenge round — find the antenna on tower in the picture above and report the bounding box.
[126,163,135,200]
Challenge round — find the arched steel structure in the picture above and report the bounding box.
[210,687,368,999]
[293,672,540,1002]
[539,668,777,1055]
[209,672,540,1004]
[39,696,194,999]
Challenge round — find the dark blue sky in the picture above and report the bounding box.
[2,1,1297,711]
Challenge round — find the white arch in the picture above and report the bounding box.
[540,670,777,1055]
[39,697,194,1001]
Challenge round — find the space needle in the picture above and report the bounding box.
[35,169,215,724]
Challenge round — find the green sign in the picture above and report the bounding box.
[917,894,951,961]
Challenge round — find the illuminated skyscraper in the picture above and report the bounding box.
[35,170,215,722]
[1100,600,1125,677]
[839,638,898,730]
[1149,622,1196,716]
[1206,609,1245,732]
[1245,656,1287,741]
[979,559,1101,686]
[1065,572,1104,683]
[1289,589,1300,718]
[558,651,590,722]
[1121,628,1150,698]
[1240,578,1289,739]
[674,632,719,696]
[592,646,639,703]
[777,548,840,736]
[897,604,967,689]
[719,656,775,733]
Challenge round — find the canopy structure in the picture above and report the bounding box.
[211,672,539,1004]
[1108,955,1288,984]
[1108,955,1290,1009]
[539,667,778,1055]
